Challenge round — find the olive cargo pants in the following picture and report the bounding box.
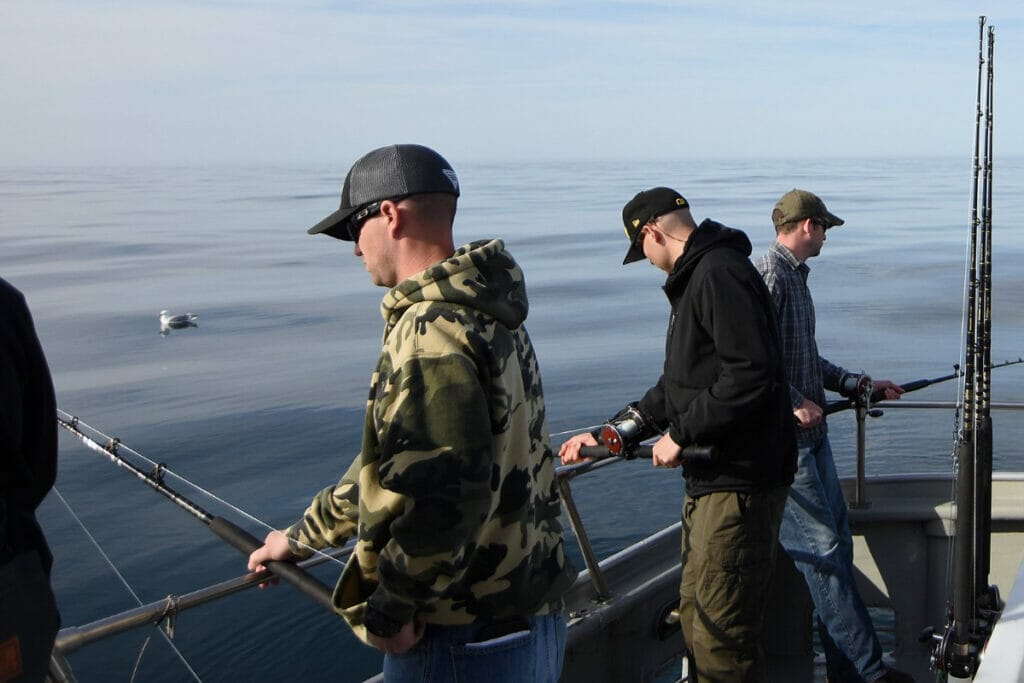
[679,486,788,682]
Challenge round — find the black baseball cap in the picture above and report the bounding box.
[620,187,689,264]
[308,144,461,240]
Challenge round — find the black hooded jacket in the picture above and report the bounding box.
[637,220,796,498]
[0,277,57,574]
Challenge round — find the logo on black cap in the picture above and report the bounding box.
[620,187,689,264]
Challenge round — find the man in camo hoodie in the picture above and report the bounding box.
[248,144,576,683]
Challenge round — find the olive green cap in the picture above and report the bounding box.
[772,189,844,228]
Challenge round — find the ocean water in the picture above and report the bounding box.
[7,157,1024,682]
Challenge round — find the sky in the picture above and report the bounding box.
[2,1,1022,165]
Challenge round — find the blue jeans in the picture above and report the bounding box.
[382,612,566,682]
[779,436,886,683]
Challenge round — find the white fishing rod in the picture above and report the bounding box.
[56,411,337,613]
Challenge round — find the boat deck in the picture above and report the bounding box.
[560,473,1024,682]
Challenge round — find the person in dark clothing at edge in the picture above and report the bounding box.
[561,188,797,682]
[0,277,61,683]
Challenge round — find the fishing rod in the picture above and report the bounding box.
[931,17,998,679]
[979,24,996,414]
[946,17,988,675]
[823,357,1024,417]
[577,444,716,462]
[556,442,716,485]
[556,405,717,484]
[56,413,337,613]
[589,403,717,460]
[975,22,997,605]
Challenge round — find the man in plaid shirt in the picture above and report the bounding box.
[755,189,912,683]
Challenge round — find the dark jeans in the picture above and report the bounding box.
[0,550,60,683]
[679,486,788,682]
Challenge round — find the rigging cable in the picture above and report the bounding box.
[57,411,340,614]
[57,409,603,587]
[56,409,346,570]
[50,486,203,682]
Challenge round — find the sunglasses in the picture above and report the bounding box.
[347,195,414,241]
[347,202,382,242]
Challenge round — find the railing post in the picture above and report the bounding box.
[850,401,871,509]
[557,477,610,600]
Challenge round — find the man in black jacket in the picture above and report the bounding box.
[561,188,796,682]
[0,277,60,682]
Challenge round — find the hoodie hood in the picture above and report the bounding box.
[381,238,528,336]
[664,219,753,297]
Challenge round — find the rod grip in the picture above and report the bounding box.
[896,379,931,393]
[578,444,715,461]
[208,517,336,613]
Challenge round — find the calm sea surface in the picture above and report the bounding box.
[7,157,1024,681]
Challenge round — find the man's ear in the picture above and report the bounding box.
[380,199,403,237]
[646,225,665,245]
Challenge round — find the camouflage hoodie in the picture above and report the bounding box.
[286,239,576,641]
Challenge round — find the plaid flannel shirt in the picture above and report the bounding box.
[755,241,847,446]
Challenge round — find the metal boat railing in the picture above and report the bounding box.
[53,545,351,655]
[554,455,630,601]
[555,399,1024,603]
[847,399,1024,508]
[52,449,634,653]
[51,400,1024,672]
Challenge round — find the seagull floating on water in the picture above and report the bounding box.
[160,310,199,336]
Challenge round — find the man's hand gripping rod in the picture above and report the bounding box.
[578,404,717,462]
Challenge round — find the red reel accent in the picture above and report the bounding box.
[600,424,624,454]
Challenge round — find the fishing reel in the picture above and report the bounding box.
[839,372,884,420]
[599,403,654,458]
[839,372,872,399]
[923,621,981,679]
